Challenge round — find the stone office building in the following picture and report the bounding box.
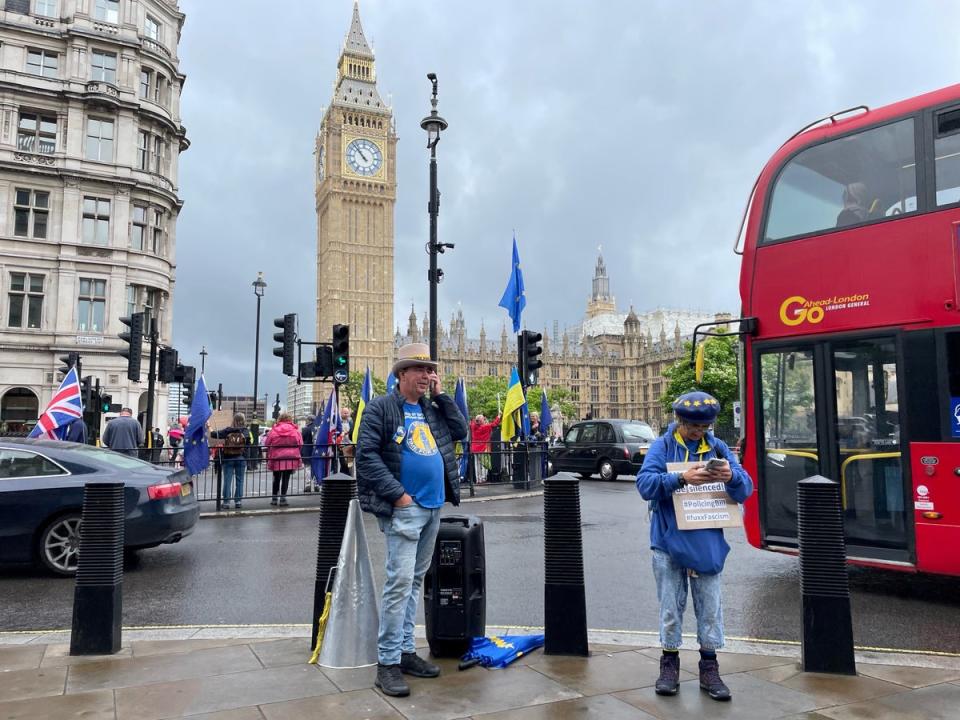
[0,0,188,432]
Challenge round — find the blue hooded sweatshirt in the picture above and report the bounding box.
[636,422,753,574]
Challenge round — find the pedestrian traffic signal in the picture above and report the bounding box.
[58,352,80,379]
[315,345,334,378]
[182,381,194,408]
[520,330,544,386]
[179,365,196,408]
[118,312,144,382]
[273,313,296,376]
[100,393,113,413]
[332,324,349,382]
[158,347,178,383]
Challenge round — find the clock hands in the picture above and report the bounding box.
[356,146,369,162]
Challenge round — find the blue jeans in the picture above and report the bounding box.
[221,457,246,505]
[651,548,724,651]
[376,503,441,665]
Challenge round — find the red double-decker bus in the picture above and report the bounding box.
[737,83,960,576]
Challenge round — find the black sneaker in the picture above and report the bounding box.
[375,663,410,697]
[699,657,731,701]
[270,497,278,506]
[655,653,680,696]
[400,651,440,678]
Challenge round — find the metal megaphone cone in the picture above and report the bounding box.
[318,498,380,668]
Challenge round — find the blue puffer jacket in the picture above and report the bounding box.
[636,422,753,574]
[356,389,468,518]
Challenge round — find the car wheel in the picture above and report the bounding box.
[39,513,82,576]
[599,459,615,482]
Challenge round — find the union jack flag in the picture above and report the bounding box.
[29,367,84,440]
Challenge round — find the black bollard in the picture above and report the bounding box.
[70,481,124,655]
[798,476,856,674]
[543,475,589,655]
[311,473,357,650]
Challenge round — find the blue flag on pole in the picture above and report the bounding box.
[497,234,526,333]
[312,387,341,483]
[454,378,470,479]
[184,374,212,476]
[540,388,553,435]
[386,371,398,394]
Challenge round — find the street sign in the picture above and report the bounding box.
[333,368,348,384]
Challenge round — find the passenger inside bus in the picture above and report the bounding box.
[835,182,872,226]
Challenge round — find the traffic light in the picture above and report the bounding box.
[118,312,144,382]
[208,391,218,409]
[80,376,93,408]
[57,352,80,379]
[180,365,196,408]
[315,345,334,378]
[100,393,113,413]
[158,348,178,383]
[519,330,544,387]
[272,313,296,376]
[332,324,349,383]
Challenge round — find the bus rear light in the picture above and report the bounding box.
[148,482,182,501]
[922,512,943,520]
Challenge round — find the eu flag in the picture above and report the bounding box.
[497,235,526,333]
[540,388,553,436]
[183,374,212,476]
[461,634,545,668]
[454,378,470,478]
[312,387,341,483]
[386,371,398,394]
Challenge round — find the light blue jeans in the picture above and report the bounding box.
[651,548,724,651]
[377,503,441,665]
[221,458,246,505]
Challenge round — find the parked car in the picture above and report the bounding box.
[548,419,658,480]
[0,439,200,576]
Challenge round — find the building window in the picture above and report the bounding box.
[467,363,476,376]
[139,68,151,98]
[609,367,618,381]
[82,197,110,245]
[153,73,166,105]
[610,387,619,403]
[14,189,49,239]
[26,49,58,78]
[152,135,163,173]
[90,50,117,84]
[17,111,56,154]
[127,284,159,330]
[591,386,599,403]
[7,272,44,329]
[4,0,29,13]
[35,0,57,17]
[85,117,114,161]
[131,204,146,250]
[137,130,149,169]
[151,208,166,254]
[77,277,106,333]
[590,367,599,380]
[571,367,579,380]
[93,0,118,23]
[488,365,497,376]
[144,15,161,41]
[138,129,166,173]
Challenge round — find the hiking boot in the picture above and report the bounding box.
[400,651,440,678]
[655,653,680,696]
[375,663,409,697]
[699,657,731,701]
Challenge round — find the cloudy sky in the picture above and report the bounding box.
[173,0,960,406]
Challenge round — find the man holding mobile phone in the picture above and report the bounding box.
[636,390,753,701]
[356,343,468,698]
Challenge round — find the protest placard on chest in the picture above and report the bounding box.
[666,462,743,530]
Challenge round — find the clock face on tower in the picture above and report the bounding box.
[344,138,383,176]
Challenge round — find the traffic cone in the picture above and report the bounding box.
[318,498,380,668]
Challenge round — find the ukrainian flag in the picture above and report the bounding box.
[501,367,526,441]
[351,367,373,444]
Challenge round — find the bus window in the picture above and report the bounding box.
[831,339,905,549]
[759,349,818,540]
[935,107,960,207]
[764,118,917,242]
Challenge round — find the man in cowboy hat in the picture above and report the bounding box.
[636,390,753,702]
[356,342,469,698]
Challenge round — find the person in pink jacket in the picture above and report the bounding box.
[265,413,303,506]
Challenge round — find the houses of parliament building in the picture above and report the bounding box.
[312,4,726,431]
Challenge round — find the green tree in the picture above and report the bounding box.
[545,386,578,420]
[463,375,509,419]
[661,334,739,440]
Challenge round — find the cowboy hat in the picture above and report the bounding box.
[392,342,438,376]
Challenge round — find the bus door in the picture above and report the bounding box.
[757,336,910,564]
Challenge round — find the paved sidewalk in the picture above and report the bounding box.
[1,625,958,719]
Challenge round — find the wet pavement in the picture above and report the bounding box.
[1,478,959,656]
[1,626,959,719]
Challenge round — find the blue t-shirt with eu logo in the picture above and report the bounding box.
[397,402,445,508]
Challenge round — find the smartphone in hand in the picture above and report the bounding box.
[705,458,728,471]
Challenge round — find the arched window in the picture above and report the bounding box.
[1,387,39,433]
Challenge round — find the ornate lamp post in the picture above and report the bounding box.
[421,73,451,361]
[252,272,267,421]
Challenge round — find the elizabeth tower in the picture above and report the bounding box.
[315,3,397,389]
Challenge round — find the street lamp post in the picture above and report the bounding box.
[200,346,208,374]
[252,272,267,421]
[421,73,450,361]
